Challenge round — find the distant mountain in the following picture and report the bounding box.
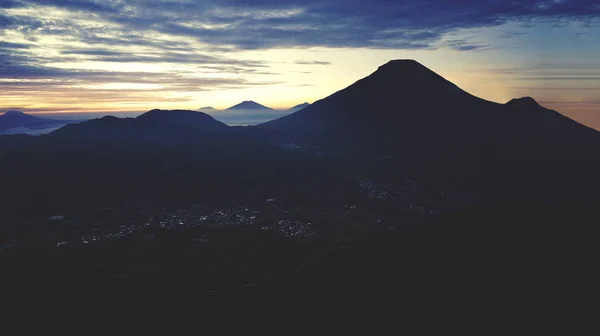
[226,101,274,111]
[200,103,307,113]
[198,106,219,113]
[0,110,73,132]
[195,102,301,126]
[256,59,600,202]
[287,102,310,113]
[136,109,229,132]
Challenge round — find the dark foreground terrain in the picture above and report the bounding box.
[2,201,596,329]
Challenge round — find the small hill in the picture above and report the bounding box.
[136,109,229,132]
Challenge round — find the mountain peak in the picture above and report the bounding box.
[372,59,450,84]
[379,59,420,67]
[226,101,272,111]
[259,59,474,130]
[376,59,430,73]
[2,110,26,117]
[507,97,540,107]
[287,102,310,112]
[99,115,120,121]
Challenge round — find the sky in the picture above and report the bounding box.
[0,0,599,129]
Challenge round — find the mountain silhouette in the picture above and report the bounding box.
[1,60,598,210]
[198,106,219,113]
[0,110,72,131]
[3,110,29,116]
[260,60,486,130]
[257,59,600,202]
[226,101,274,111]
[136,109,229,132]
[287,102,310,113]
[506,96,540,107]
[48,115,212,145]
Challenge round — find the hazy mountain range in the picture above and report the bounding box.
[199,101,310,125]
[0,110,77,135]
[200,101,309,113]
[0,101,310,135]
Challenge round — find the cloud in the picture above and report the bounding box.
[60,49,127,56]
[497,31,528,39]
[0,41,31,49]
[293,60,331,65]
[0,41,283,109]
[442,39,492,51]
[519,76,600,81]
[4,0,599,52]
[16,0,120,13]
[513,87,600,91]
[155,1,597,49]
[59,49,270,69]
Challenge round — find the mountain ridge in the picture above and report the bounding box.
[136,109,229,132]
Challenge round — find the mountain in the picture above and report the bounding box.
[136,109,229,132]
[287,102,310,113]
[1,60,598,213]
[256,59,600,202]
[198,106,219,113]
[201,103,305,113]
[226,101,274,111]
[0,110,73,132]
[0,113,338,217]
